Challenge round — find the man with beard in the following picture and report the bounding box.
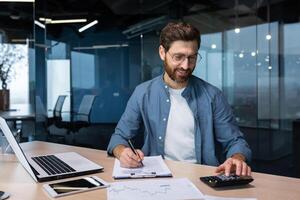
[107,22,252,176]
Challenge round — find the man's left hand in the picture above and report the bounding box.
[215,153,251,176]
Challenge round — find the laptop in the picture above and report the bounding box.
[0,117,103,182]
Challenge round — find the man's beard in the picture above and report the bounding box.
[164,58,195,83]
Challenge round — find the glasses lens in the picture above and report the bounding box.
[168,52,202,64]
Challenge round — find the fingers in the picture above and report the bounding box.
[216,157,252,176]
[224,160,233,176]
[247,166,252,176]
[215,158,234,176]
[235,160,242,176]
[215,164,225,174]
[119,147,143,168]
[136,149,144,160]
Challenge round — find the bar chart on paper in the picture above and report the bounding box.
[107,178,204,200]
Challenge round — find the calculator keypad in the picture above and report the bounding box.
[200,174,253,187]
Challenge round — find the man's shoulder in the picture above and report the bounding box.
[190,75,222,95]
[135,75,163,93]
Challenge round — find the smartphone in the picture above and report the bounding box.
[43,176,109,198]
[0,191,10,200]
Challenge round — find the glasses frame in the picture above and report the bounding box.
[166,51,202,65]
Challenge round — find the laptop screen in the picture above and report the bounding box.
[0,117,38,182]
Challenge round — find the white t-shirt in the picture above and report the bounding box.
[164,87,196,163]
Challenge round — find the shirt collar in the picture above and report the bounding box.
[158,73,194,97]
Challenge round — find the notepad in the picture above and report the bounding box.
[112,155,172,179]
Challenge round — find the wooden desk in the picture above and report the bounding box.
[1,141,300,200]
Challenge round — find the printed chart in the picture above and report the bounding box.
[107,178,204,200]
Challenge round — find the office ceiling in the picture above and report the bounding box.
[0,0,299,42]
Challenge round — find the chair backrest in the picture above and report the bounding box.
[76,95,96,122]
[53,95,67,118]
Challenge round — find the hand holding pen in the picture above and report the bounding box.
[127,139,144,167]
[114,140,144,168]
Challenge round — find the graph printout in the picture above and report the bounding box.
[107,178,204,200]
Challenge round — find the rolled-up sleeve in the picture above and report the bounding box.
[212,91,252,163]
[107,88,142,155]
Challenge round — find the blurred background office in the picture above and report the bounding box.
[0,0,300,178]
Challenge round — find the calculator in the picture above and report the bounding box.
[200,174,254,187]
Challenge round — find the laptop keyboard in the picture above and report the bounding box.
[32,155,76,175]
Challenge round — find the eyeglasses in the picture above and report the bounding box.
[167,51,202,65]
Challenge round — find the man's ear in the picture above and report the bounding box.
[159,45,166,61]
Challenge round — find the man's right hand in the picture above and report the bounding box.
[112,145,144,168]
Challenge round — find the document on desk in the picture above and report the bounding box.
[112,155,172,179]
[204,195,257,200]
[107,178,204,200]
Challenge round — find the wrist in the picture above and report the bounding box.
[231,153,246,162]
[113,145,126,159]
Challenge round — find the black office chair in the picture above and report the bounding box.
[46,95,67,142]
[55,95,96,144]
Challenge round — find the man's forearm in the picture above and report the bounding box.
[112,145,127,159]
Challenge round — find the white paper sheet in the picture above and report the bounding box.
[204,195,257,200]
[107,178,204,200]
[112,155,172,178]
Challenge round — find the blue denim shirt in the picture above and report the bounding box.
[107,74,251,166]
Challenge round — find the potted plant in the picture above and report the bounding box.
[0,44,25,110]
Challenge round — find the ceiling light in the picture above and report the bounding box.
[11,38,34,42]
[234,0,240,34]
[39,17,51,22]
[78,20,98,32]
[0,0,34,2]
[239,53,244,58]
[268,66,272,70]
[266,34,272,40]
[34,20,45,29]
[265,1,272,41]
[46,19,87,24]
[73,43,128,50]
[92,44,128,49]
[211,44,216,49]
[251,52,256,56]
[35,43,51,49]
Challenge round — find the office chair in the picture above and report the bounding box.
[55,95,96,144]
[46,95,67,142]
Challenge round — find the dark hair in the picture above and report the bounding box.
[159,22,201,52]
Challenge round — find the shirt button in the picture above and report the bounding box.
[166,99,170,102]
[163,118,166,121]
[159,136,162,140]
[165,85,168,89]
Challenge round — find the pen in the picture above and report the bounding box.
[127,139,144,166]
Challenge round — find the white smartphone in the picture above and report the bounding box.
[43,176,109,198]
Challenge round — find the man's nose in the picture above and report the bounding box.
[180,57,190,69]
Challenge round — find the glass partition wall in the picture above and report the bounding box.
[0,1,34,141]
[32,0,300,177]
